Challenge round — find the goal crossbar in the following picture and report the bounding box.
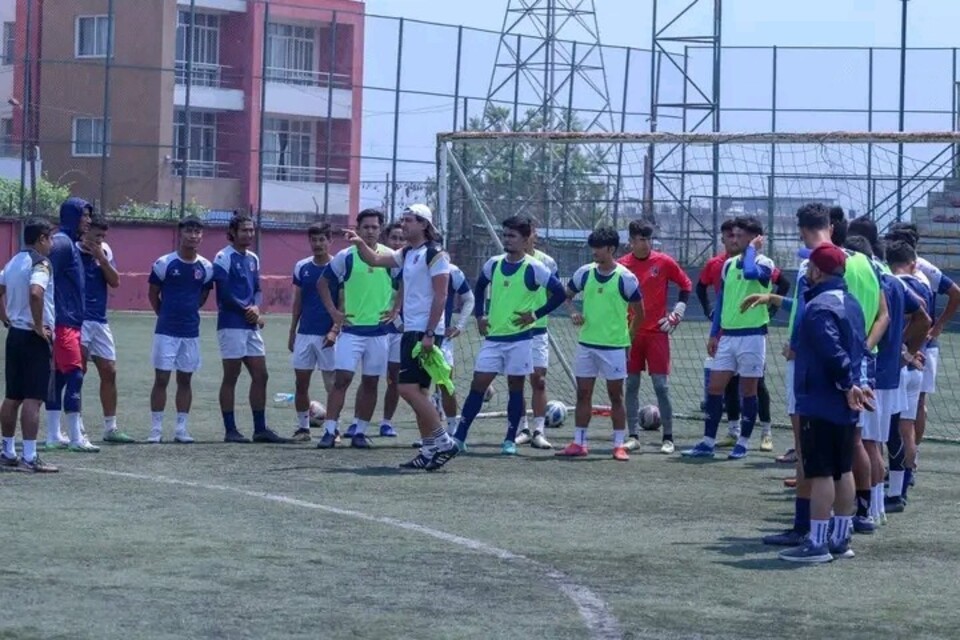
[438,130,960,145]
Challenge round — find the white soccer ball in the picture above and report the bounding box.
[544,400,567,428]
[309,400,326,424]
[640,404,661,431]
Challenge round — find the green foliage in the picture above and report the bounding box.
[109,199,208,222]
[0,176,71,217]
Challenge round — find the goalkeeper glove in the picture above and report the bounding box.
[658,301,686,334]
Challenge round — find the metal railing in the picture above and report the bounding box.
[262,164,348,183]
[263,66,351,89]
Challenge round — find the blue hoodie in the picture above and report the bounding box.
[49,197,89,328]
[794,275,868,426]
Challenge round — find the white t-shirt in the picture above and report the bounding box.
[393,243,450,333]
[0,250,55,330]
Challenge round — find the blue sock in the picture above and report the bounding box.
[454,390,486,443]
[46,371,66,410]
[62,369,84,413]
[704,394,723,439]
[794,497,811,532]
[903,469,913,499]
[504,390,524,442]
[702,366,710,402]
[223,411,237,433]
[253,410,267,433]
[740,395,758,439]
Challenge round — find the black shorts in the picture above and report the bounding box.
[398,331,444,388]
[799,416,856,481]
[5,328,52,402]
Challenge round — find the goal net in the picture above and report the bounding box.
[437,131,960,442]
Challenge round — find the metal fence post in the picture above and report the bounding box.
[388,18,404,218]
[99,0,115,216]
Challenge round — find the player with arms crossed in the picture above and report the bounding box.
[214,214,288,444]
[452,215,565,455]
[344,204,457,471]
[289,223,340,442]
[619,220,692,454]
[317,209,394,450]
[0,218,58,472]
[147,217,214,443]
[683,216,774,460]
[78,216,134,444]
[557,226,644,461]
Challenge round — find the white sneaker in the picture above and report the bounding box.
[174,430,194,444]
[147,429,163,444]
[660,440,676,454]
[69,439,101,453]
[623,436,642,452]
[514,429,532,445]
[531,432,553,449]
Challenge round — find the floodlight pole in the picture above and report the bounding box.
[896,0,908,221]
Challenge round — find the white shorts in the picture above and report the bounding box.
[291,334,335,372]
[921,346,938,394]
[152,334,201,373]
[861,386,905,443]
[334,332,388,377]
[785,359,796,415]
[531,333,550,369]
[574,344,627,381]
[711,334,766,377]
[388,334,402,365]
[218,329,266,360]
[900,367,923,421]
[81,320,116,361]
[474,339,533,376]
[441,340,455,368]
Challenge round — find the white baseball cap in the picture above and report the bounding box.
[403,204,437,233]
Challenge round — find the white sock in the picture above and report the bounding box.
[727,420,740,437]
[830,515,853,546]
[533,417,546,434]
[737,436,750,449]
[811,519,830,547]
[46,410,62,442]
[874,484,886,516]
[176,413,189,432]
[613,430,625,446]
[760,422,772,436]
[355,420,369,435]
[519,415,529,432]
[703,436,716,447]
[323,419,338,435]
[574,427,588,446]
[446,416,458,432]
[67,413,83,444]
[151,412,163,431]
[2,436,14,457]
[433,428,453,449]
[22,439,36,462]
[104,416,117,433]
[296,411,309,430]
[887,470,905,497]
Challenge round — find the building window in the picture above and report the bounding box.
[175,11,220,87]
[173,110,217,178]
[75,15,113,58]
[2,22,14,65]
[0,118,13,155]
[72,117,110,157]
[265,23,316,85]
[263,118,314,181]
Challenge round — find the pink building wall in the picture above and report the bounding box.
[0,220,348,313]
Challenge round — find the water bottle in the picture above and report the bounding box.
[273,392,295,408]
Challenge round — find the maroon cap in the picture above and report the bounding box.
[809,243,847,275]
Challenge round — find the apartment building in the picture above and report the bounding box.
[14,0,363,220]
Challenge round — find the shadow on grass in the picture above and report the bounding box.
[705,536,809,571]
[714,557,809,571]
[322,466,407,477]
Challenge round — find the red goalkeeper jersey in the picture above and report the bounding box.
[618,251,692,333]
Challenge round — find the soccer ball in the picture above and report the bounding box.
[544,400,567,428]
[308,400,326,427]
[640,404,661,431]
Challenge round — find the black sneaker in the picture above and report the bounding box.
[399,453,431,470]
[18,455,59,473]
[762,528,808,546]
[316,431,337,449]
[0,453,20,471]
[350,434,373,449]
[224,430,251,443]
[425,444,460,472]
[884,496,906,513]
[252,428,292,444]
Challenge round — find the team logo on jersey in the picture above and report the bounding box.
[171,268,180,277]
[651,267,660,277]
[503,280,510,287]
[597,287,604,294]
[194,267,204,280]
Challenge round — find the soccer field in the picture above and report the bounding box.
[3,312,960,639]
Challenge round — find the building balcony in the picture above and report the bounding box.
[264,68,353,119]
[261,165,349,216]
[174,62,245,112]
[176,0,247,13]
[170,158,233,179]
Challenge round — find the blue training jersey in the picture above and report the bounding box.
[213,245,261,331]
[79,241,114,324]
[444,264,471,330]
[49,231,86,328]
[875,273,919,390]
[149,252,214,338]
[293,256,338,336]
